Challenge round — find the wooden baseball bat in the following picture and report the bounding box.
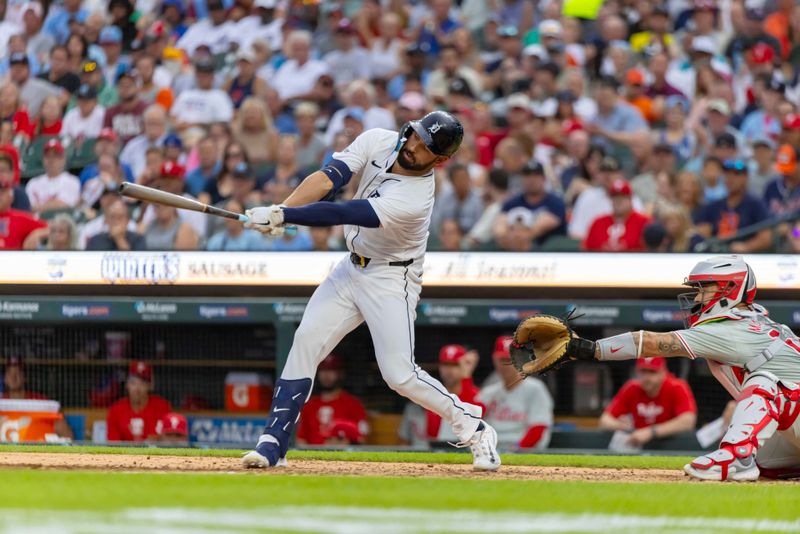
[119,182,249,222]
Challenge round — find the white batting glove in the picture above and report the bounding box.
[244,205,285,234]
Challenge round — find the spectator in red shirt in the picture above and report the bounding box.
[155,412,189,446]
[426,344,484,441]
[600,357,697,447]
[106,361,172,442]
[0,168,48,250]
[0,83,34,141]
[296,354,369,445]
[583,179,650,251]
[2,357,74,439]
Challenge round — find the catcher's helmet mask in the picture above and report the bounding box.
[677,256,756,328]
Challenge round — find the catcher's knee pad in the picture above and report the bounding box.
[259,378,312,459]
[720,372,782,452]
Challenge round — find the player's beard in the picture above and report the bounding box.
[396,148,431,172]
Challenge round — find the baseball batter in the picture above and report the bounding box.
[514,255,800,481]
[241,111,501,471]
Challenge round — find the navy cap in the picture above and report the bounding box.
[77,83,97,99]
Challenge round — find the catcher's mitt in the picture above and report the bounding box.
[509,314,596,376]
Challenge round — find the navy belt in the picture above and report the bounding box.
[350,252,413,268]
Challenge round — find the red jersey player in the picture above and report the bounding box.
[583,179,650,251]
[426,344,484,440]
[296,354,369,445]
[106,361,171,442]
[600,357,697,447]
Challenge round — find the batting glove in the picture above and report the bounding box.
[245,205,285,234]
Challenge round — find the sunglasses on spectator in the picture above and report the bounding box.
[723,159,747,172]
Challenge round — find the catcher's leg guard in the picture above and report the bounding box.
[685,372,783,481]
[243,378,312,468]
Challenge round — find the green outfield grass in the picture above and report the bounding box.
[0,446,797,533]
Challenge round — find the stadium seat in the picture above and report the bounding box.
[539,236,582,252]
[67,138,98,173]
[21,136,58,180]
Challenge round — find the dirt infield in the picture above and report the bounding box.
[0,451,692,482]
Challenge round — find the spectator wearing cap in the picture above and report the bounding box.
[739,77,784,145]
[207,197,267,251]
[162,133,184,166]
[414,0,461,57]
[176,0,235,56]
[170,58,234,132]
[764,144,800,218]
[41,0,86,45]
[9,52,62,116]
[231,97,278,167]
[690,0,724,50]
[25,139,80,212]
[103,68,147,144]
[119,104,168,180]
[205,162,260,239]
[424,344,483,442]
[425,44,482,104]
[61,84,105,141]
[494,161,566,249]
[600,357,696,449]
[271,30,330,101]
[223,48,269,110]
[296,354,369,446]
[0,34,40,79]
[586,76,649,167]
[630,6,675,55]
[584,179,650,252]
[781,113,800,147]
[724,7,781,67]
[623,69,657,124]
[106,361,172,442]
[2,357,74,438]
[0,161,47,250]
[74,60,118,109]
[323,19,371,88]
[431,162,483,236]
[38,44,80,95]
[569,156,643,240]
[478,336,553,451]
[696,158,772,253]
[387,44,432,101]
[86,197,146,251]
[695,99,743,158]
[748,135,778,197]
[293,101,326,172]
[235,0,283,52]
[97,26,127,88]
[156,412,189,445]
[140,160,207,240]
[631,142,677,207]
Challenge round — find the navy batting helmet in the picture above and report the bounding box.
[399,111,464,157]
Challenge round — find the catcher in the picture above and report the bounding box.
[510,255,800,481]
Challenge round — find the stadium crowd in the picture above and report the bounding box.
[0,0,799,253]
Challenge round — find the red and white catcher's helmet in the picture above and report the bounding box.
[678,255,757,328]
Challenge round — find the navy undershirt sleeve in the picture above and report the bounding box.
[320,159,353,190]
[282,199,381,228]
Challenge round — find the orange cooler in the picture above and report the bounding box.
[0,399,62,442]
[224,372,273,412]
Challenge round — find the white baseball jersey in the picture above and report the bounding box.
[675,309,800,394]
[332,128,435,262]
[477,378,553,450]
[279,127,484,446]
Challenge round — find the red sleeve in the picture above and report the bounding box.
[295,404,311,441]
[426,411,441,439]
[347,395,369,440]
[518,424,548,449]
[13,110,33,138]
[23,214,48,234]
[106,404,121,441]
[583,218,604,251]
[103,108,113,129]
[459,378,486,415]
[605,381,636,418]
[671,379,698,416]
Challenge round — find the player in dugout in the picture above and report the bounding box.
[426,344,483,442]
[106,361,171,442]
[511,255,800,481]
[599,356,697,448]
[296,353,369,445]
